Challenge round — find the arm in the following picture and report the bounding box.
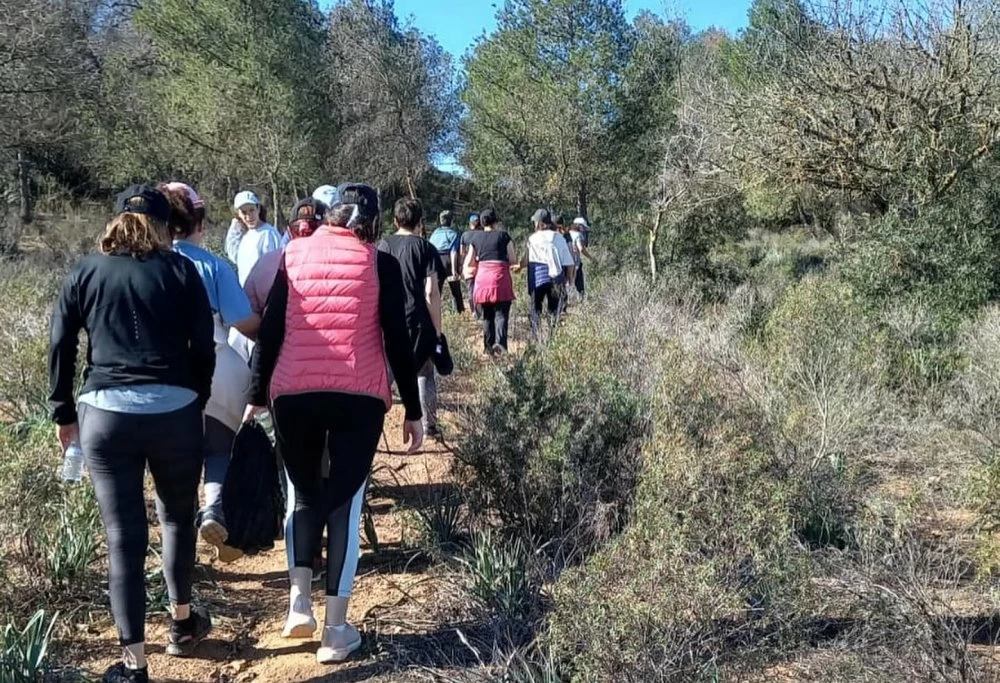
[48,268,83,426]
[217,259,261,339]
[378,253,422,422]
[247,257,289,406]
[507,240,521,273]
[233,314,261,340]
[450,246,460,281]
[463,245,477,279]
[225,218,244,262]
[185,260,217,410]
[426,274,442,336]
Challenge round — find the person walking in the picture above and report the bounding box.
[525,208,574,340]
[244,183,423,665]
[428,210,465,314]
[461,213,483,320]
[570,216,594,299]
[162,182,260,564]
[462,208,518,355]
[49,185,216,683]
[378,197,444,439]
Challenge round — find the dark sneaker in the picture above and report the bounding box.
[165,608,212,657]
[103,663,148,683]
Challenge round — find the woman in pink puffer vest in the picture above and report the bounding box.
[244,183,423,664]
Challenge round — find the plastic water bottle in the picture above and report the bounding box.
[61,441,85,483]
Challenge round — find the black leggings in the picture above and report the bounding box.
[272,392,385,594]
[481,301,511,351]
[79,401,204,646]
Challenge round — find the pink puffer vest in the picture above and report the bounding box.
[269,226,392,409]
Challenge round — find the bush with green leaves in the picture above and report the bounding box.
[459,531,538,624]
[0,610,58,683]
[454,338,647,565]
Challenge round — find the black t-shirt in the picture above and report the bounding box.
[468,230,512,262]
[377,234,442,364]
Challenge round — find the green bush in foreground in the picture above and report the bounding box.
[0,609,58,683]
[454,340,647,565]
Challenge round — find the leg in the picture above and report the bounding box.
[79,404,149,648]
[531,286,547,340]
[496,301,511,350]
[575,265,585,298]
[417,359,438,435]
[317,397,384,664]
[481,303,496,351]
[199,417,239,560]
[449,279,465,314]
[273,395,329,572]
[144,402,204,616]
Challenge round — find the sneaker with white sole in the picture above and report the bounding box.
[282,611,317,639]
[316,624,362,664]
[199,514,243,563]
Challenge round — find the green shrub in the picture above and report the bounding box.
[38,486,101,588]
[547,357,816,682]
[0,610,58,683]
[454,341,646,563]
[407,485,466,562]
[459,531,539,623]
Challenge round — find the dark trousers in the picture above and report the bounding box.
[79,401,204,646]
[481,301,511,351]
[447,279,466,313]
[271,391,384,592]
[530,283,564,339]
[575,265,585,296]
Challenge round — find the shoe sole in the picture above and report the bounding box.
[165,626,211,658]
[316,636,362,664]
[200,520,244,563]
[282,620,317,639]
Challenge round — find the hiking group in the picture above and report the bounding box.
[46,181,593,682]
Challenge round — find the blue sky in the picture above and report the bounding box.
[391,0,752,60]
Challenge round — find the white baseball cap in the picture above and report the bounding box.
[312,184,340,209]
[233,190,260,210]
[573,217,590,229]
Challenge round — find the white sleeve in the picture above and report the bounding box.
[259,227,282,256]
[224,219,243,263]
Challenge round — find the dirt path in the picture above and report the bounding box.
[73,348,477,682]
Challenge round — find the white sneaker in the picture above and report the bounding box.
[316,624,362,664]
[281,596,316,639]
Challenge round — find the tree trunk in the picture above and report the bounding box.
[269,176,283,228]
[17,150,32,226]
[577,181,588,219]
[648,210,663,281]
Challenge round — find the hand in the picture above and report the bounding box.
[56,423,79,451]
[402,420,424,454]
[242,404,266,423]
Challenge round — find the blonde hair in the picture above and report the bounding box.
[100,213,171,256]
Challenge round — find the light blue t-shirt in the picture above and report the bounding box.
[79,384,197,414]
[428,227,460,254]
[173,240,253,326]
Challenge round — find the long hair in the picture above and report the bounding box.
[327,204,381,244]
[100,213,171,256]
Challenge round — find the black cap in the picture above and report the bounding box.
[291,197,325,223]
[114,184,171,223]
[337,182,379,220]
[531,208,552,225]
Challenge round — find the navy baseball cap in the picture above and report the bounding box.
[114,184,171,223]
[336,182,379,221]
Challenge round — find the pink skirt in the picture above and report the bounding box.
[473,260,515,304]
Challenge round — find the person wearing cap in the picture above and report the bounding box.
[570,217,593,299]
[428,210,465,314]
[48,185,216,683]
[244,182,424,665]
[224,190,282,286]
[378,197,444,439]
[160,182,261,564]
[525,208,575,340]
[462,207,519,355]
[461,213,483,320]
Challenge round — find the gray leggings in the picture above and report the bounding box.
[79,401,204,646]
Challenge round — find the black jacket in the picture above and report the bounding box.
[48,250,216,425]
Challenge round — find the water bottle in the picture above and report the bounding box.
[61,441,85,483]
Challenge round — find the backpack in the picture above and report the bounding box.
[222,421,285,553]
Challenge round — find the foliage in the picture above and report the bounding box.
[0,610,58,683]
[454,336,647,564]
[459,531,538,623]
